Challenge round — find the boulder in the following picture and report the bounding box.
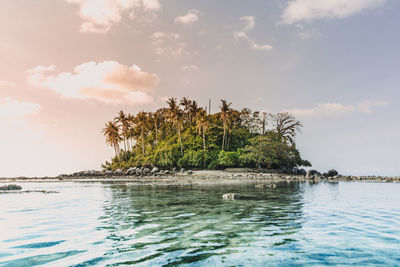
[269,184,277,188]
[306,170,318,178]
[298,169,306,176]
[180,168,185,173]
[222,193,240,200]
[143,168,151,174]
[327,169,339,177]
[0,184,22,191]
[164,170,171,175]
[151,167,159,173]
[187,170,193,175]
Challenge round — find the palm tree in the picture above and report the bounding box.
[274,112,302,144]
[167,98,184,155]
[219,99,232,150]
[189,100,199,124]
[196,109,210,168]
[180,97,192,123]
[136,111,148,155]
[102,121,122,158]
[115,110,130,153]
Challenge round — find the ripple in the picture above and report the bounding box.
[0,181,399,266]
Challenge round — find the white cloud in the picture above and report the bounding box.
[234,16,273,51]
[64,0,161,33]
[175,10,199,25]
[181,65,199,71]
[27,61,159,104]
[150,32,187,56]
[0,97,43,140]
[0,80,16,87]
[286,100,388,118]
[0,97,41,120]
[281,0,386,24]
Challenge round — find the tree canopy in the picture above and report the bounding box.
[101,98,311,171]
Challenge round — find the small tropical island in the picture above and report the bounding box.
[101,97,311,173]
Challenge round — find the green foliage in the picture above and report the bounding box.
[102,97,311,172]
[217,151,239,167]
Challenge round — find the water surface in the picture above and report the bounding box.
[0,181,399,266]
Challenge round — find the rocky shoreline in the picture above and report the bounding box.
[0,168,399,185]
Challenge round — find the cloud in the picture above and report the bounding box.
[64,0,161,33]
[175,10,199,25]
[0,97,41,120]
[150,32,187,56]
[0,80,16,87]
[181,65,199,71]
[27,61,159,104]
[234,16,273,51]
[0,97,43,141]
[286,100,388,118]
[281,0,386,24]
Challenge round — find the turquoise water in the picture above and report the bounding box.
[0,181,399,266]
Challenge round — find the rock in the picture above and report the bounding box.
[270,184,277,188]
[222,193,240,200]
[151,167,159,173]
[164,170,170,175]
[180,168,185,173]
[327,169,338,177]
[143,168,151,174]
[314,172,323,178]
[0,184,22,191]
[323,172,329,178]
[255,184,267,188]
[187,170,193,175]
[306,170,318,178]
[298,169,306,176]
[172,167,177,171]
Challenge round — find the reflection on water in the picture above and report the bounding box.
[0,181,399,266]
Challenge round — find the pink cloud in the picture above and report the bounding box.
[27,61,159,104]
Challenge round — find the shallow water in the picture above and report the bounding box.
[0,181,399,266]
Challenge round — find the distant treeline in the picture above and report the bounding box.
[102,98,311,171]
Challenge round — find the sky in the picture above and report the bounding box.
[0,0,399,177]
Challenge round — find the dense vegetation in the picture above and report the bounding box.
[101,98,311,171]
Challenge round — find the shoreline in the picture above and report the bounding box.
[1,170,399,185]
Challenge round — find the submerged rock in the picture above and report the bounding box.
[222,193,240,200]
[0,184,22,191]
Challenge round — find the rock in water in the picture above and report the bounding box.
[0,184,22,191]
[222,193,240,200]
[327,169,339,177]
[306,170,317,178]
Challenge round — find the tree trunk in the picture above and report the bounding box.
[222,126,226,150]
[154,121,158,145]
[178,128,183,155]
[203,129,206,168]
[141,129,145,155]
